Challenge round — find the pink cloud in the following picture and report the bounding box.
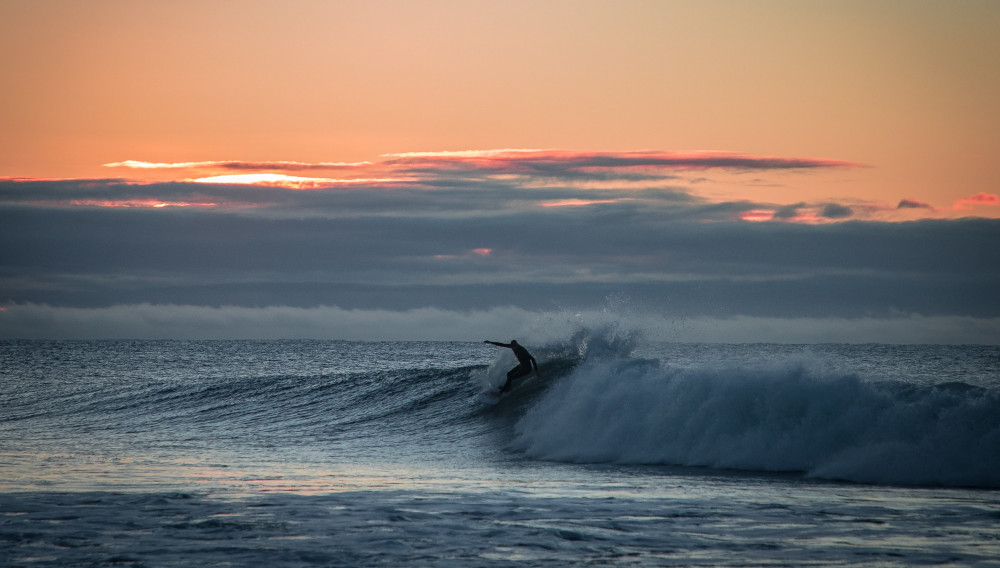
[739,205,850,224]
[540,198,625,208]
[740,210,775,222]
[954,192,999,210]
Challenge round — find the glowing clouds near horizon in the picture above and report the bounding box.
[104,160,374,170]
[540,199,626,208]
[91,148,873,218]
[102,159,396,190]
[192,173,405,189]
[70,199,219,209]
[740,210,775,222]
[71,148,994,222]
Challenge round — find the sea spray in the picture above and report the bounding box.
[477,313,640,390]
[513,356,1000,488]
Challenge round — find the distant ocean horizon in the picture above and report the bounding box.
[2,331,998,566]
[3,302,999,346]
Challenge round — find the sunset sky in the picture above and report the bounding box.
[1,0,998,342]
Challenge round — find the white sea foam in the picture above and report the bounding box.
[513,356,1000,488]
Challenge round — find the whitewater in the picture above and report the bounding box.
[2,328,999,566]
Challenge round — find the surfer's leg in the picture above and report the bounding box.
[499,368,516,392]
[500,365,529,392]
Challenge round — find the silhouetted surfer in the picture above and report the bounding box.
[484,340,539,394]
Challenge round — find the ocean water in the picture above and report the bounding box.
[2,330,999,566]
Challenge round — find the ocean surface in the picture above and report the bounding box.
[2,328,999,566]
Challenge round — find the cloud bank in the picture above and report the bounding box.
[2,149,998,342]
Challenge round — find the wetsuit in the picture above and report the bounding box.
[484,341,538,393]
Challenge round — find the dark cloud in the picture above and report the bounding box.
[2,177,998,330]
[384,150,857,171]
[898,198,933,209]
[773,203,805,219]
[821,203,853,219]
[382,150,858,187]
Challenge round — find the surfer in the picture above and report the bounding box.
[484,340,539,393]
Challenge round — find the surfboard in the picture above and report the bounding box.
[477,389,505,405]
[475,356,580,405]
[476,371,538,404]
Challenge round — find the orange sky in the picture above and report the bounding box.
[2,0,998,216]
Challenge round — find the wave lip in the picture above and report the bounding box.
[513,358,1000,488]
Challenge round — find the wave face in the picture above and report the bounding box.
[513,355,1000,488]
[0,340,498,466]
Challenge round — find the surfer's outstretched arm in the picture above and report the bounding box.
[484,340,512,348]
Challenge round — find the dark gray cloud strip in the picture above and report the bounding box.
[1,176,998,327]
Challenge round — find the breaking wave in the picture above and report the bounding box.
[512,356,1000,488]
[4,329,998,490]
